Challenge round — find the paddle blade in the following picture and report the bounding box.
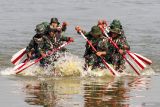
[15,61,37,74]
[11,48,27,65]
[13,63,26,71]
[133,53,152,65]
[125,58,141,76]
[128,52,147,70]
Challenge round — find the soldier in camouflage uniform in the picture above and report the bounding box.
[48,18,69,52]
[49,17,67,35]
[26,26,73,67]
[46,27,74,55]
[105,19,130,72]
[76,26,109,70]
[26,25,53,66]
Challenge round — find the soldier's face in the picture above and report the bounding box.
[50,31,56,37]
[51,22,58,28]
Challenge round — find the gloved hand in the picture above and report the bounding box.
[68,37,74,42]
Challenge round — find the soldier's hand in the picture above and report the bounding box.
[47,50,52,55]
[75,26,81,32]
[57,27,61,31]
[62,22,68,27]
[68,37,74,42]
[41,53,47,58]
[124,45,129,50]
[96,51,106,56]
[27,52,32,59]
[102,20,107,26]
[119,49,124,54]
[98,20,103,26]
[96,52,102,56]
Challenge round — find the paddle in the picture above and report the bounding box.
[13,58,29,71]
[133,53,152,65]
[15,41,73,74]
[75,27,120,76]
[99,20,152,65]
[99,25,140,76]
[11,48,27,65]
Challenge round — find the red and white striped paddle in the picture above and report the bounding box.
[11,48,27,65]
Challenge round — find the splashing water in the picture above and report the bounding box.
[0,52,85,77]
[0,65,44,76]
[0,52,155,77]
[45,52,85,77]
[19,64,44,76]
[0,67,16,75]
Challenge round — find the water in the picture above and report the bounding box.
[0,0,160,106]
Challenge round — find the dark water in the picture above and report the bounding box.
[0,0,160,107]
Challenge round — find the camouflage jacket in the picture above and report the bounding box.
[46,33,70,48]
[105,33,130,65]
[82,32,109,68]
[26,34,53,56]
[84,32,108,57]
[48,25,67,35]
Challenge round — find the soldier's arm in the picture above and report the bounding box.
[118,38,130,55]
[96,39,109,57]
[61,22,68,32]
[26,39,35,58]
[26,39,34,53]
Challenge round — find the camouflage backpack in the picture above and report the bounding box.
[35,22,49,34]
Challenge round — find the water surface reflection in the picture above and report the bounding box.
[24,76,151,107]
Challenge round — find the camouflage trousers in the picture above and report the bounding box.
[106,53,126,71]
[84,54,106,70]
[40,52,61,67]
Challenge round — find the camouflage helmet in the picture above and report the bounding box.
[110,19,122,29]
[50,17,60,25]
[110,19,122,34]
[35,23,46,34]
[90,26,102,35]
